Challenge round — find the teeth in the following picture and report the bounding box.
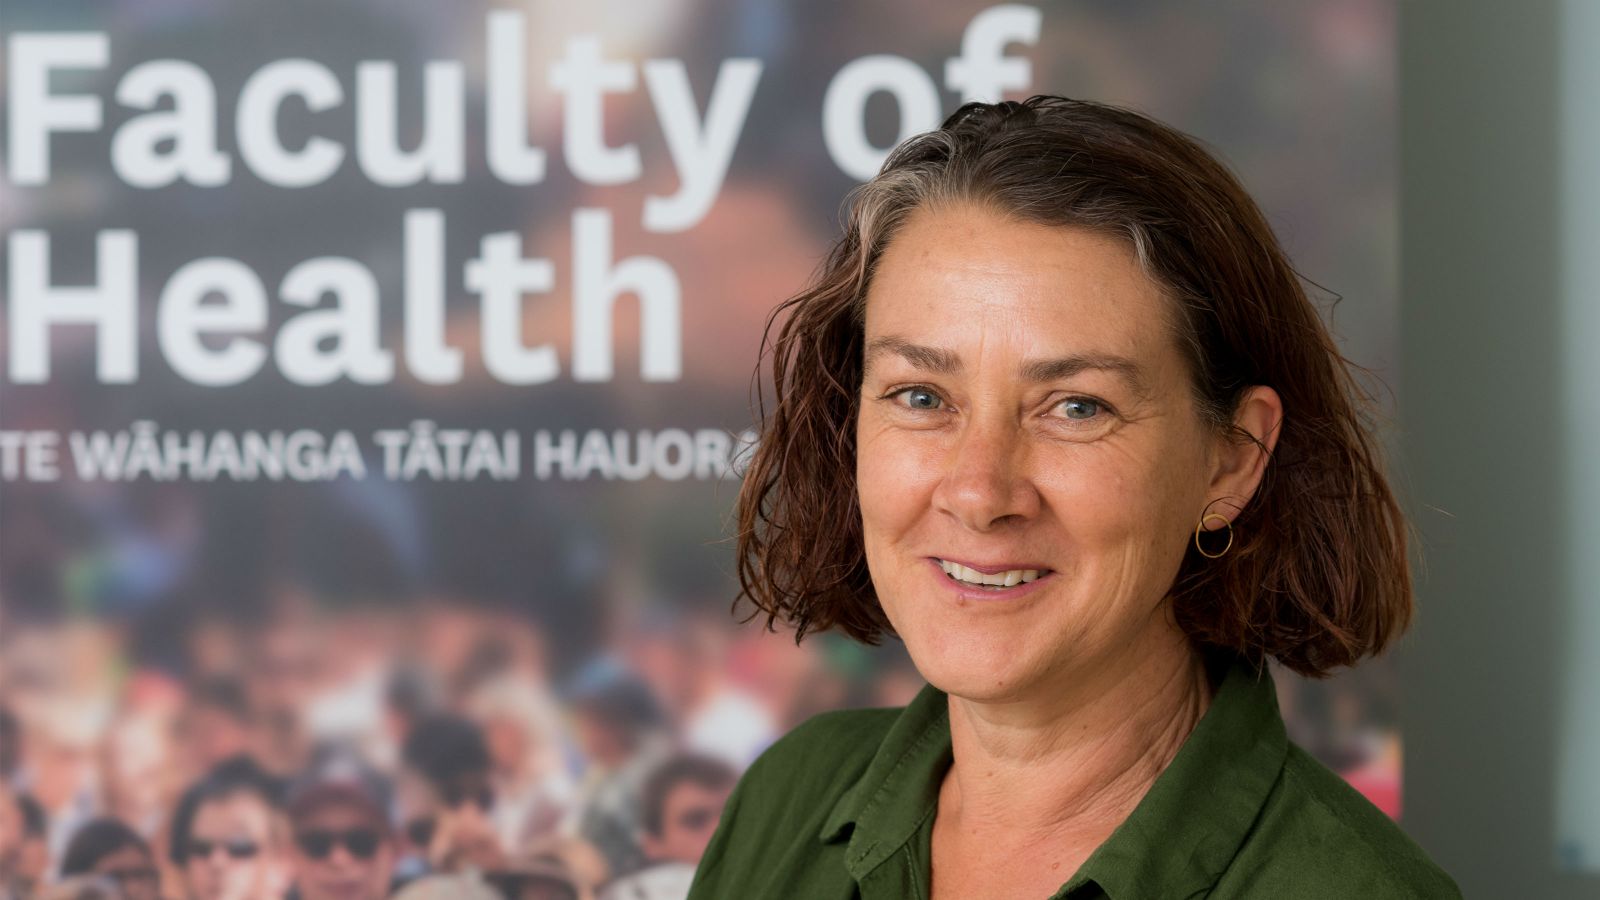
[937,560,1045,589]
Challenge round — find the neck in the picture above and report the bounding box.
[940,627,1211,847]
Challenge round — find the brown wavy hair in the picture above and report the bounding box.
[734,96,1410,678]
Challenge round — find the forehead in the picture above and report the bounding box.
[664,779,730,807]
[193,792,273,832]
[96,844,150,869]
[293,802,381,831]
[863,204,1176,369]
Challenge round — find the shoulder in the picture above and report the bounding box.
[687,705,901,899]
[761,705,905,766]
[732,704,902,811]
[1222,743,1461,899]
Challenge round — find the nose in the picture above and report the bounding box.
[931,416,1040,531]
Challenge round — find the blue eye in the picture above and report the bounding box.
[898,388,943,410]
[1059,398,1101,420]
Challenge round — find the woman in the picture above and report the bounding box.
[688,97,1460,898]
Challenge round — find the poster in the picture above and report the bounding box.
[0,1,1402,894]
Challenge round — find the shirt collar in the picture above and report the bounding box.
[817,658,1289,897]
[817,679,951,878]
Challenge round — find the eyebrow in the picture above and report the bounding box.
[865,336,1151,397]
[864,337,960,374]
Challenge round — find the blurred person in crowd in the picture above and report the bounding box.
[466,678,576,854]
[301,614,394,761]
[411,606,487,693]
[621,614,775,770]
[284,749,395,900]
[565,669,673,882]
[382,668,441,766]
[0,782,50,898]
[392,853,589,900]
[4,627,105,863]
[596,755,735,900]
[451,632,520,700]
[14,792,50,896]
[35,875,123,900]
[393,851,595,890]
[484,859,587,900]
[24,707,104,878]
[487,854,593,900]
[725,627,833,733]
[395,713,504,878]
[100,710,176,842]
[635,756,733,869]
[249,705,308,789]
[184,618,247,685]
[0,707,19,779]
[178,678,256,778]
[245,609,325,779]
[388,870,501,900]
[59,818,162,900]
[168,756,289,900]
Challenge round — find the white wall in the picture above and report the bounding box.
[1556,0,1600,873]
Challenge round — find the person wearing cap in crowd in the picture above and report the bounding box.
[168,755,290,900]
[596,754,734,900]
[285,748,396,900]
[58,818,163,900]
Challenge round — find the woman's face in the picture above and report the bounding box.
[856,204,1257,704]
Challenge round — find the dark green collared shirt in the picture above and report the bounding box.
[688,660,1460,899]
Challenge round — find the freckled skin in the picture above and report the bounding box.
[855,203,1274,709]
[857,204,1282,900]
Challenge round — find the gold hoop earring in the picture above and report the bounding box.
[1194,499,1234,559]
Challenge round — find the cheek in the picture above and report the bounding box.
[855,418,943,535]
[1033,438,1206,562]
[856,439,938,603]
[1039,453,1152,530]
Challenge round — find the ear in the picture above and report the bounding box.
[1204,385,1283,522]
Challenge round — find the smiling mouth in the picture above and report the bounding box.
[936,559,1051,590]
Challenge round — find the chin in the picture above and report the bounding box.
[905,632,1043,702]
[944,670,1041,703]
